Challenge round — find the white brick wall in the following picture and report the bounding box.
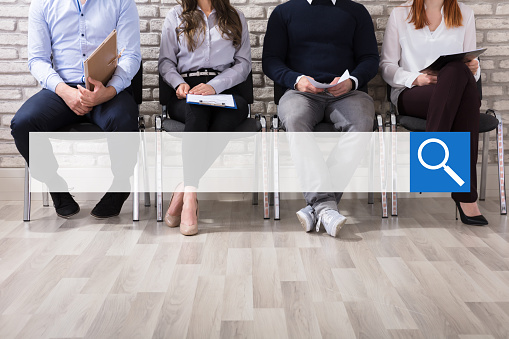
[0,0,508,167]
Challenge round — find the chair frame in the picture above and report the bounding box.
[23,62,147,221]
[270,83,389,219]
[387,79,507,216]
[155,72,268,222]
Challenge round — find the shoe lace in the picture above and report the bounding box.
[317,210,335,232]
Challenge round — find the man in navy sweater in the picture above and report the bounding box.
[262,0,379,237]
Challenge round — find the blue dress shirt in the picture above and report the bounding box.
[28,0,141,94]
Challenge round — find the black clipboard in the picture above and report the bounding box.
[420,48,487,75]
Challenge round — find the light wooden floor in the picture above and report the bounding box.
[0,197,508,339]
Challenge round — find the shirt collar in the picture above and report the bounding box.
[197,5,216,16]
[307,0,337,5]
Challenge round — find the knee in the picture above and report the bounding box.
[344,93,375,132]
[10,112,33,140]
[440,61,471,79]
[278,95,314,132]
[105,112,138,132]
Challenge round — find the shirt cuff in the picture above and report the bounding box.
[107,75,124,95]
[46,73,65,93]
[349,76,358,90]
[207,78,226,94]
[294,75,305,89]
[405,73,422,88]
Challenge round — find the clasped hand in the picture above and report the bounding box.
[176,83,216,99]
[413,59,479,87]
[296,76,352,97]
[56,78,116,116]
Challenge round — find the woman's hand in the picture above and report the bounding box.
[176,83,190,99]
[189,83,216,96]
[412,74,437,87]
[465,59,479,75]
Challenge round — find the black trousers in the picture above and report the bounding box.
[167,75,248,187]
[10,85,139,191]
[398,61,481,203]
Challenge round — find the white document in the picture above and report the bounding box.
[186,94,236,108]
[306,70,350,89]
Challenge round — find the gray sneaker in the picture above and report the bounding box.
[296,205,316,232]
[317,209,347,237]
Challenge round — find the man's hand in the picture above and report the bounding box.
[328,78,353,97]
[176,83,190,99]
[55,82,92,116]
[412,74,438,87]
[296,76,324,94]
[465,59,479,75]
[189,83,216,96]
[77,77,117,107]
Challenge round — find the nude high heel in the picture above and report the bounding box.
[180,198,199,236]
[164,183,183,227]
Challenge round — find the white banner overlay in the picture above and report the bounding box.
[28,131,411,193]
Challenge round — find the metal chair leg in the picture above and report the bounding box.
[273,117,280,220]
[480,132,489,201]
[133,160,140,221]
[378,114,388,218]
[496,114,507,215]
[141,127,151,207]
[23,163,31,222]
[261,116,270,219]
[156,116,164,222]
[42,186,49,207]
[252,115,260,206]
[368,125,374,205]
[390,113,397,217]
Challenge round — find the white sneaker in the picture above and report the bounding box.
[317,209,347,237]
[296,205,316,232]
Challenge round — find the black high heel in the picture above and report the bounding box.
[455,202,488,226]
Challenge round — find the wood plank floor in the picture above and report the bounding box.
[0,197,508,339]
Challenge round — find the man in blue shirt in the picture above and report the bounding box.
[262,0,379,237]
[11,0,141,219]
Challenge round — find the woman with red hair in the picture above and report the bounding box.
[380,0,487,225]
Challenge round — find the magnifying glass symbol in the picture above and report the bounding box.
[417,138,465,186]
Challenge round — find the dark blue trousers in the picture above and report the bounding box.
[11,85,138,191]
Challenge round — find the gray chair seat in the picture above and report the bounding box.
[397,113,499,133]
[162,116,261,134]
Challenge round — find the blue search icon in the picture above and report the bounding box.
[417,138,465,186]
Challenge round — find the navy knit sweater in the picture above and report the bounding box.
[262,0,379,91]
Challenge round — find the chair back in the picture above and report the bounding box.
[159,71,254,105]
[274,82,285,106]
[131,62,143,105]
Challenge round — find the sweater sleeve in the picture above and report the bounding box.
[262,6,301,89]
[350,5,380,89]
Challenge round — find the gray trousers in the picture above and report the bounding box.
[278,89,375,214]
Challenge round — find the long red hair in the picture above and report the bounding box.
[407,0,463,29]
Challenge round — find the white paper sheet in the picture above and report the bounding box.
[306,70,350,89]
[186,94,236,108]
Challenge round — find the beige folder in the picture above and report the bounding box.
[83,29,117,91]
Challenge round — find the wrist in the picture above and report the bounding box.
[55,82,71,97]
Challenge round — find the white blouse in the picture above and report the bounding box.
[380,1,480,106]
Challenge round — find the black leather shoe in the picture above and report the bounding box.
[49,192,80,218]
[456,202,488,226]
[91,192,130,219]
